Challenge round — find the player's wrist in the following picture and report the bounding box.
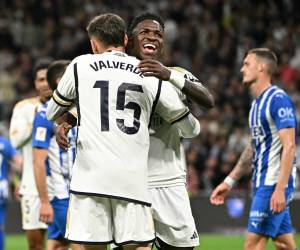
[169,69,185,90]
[223,176,236,189]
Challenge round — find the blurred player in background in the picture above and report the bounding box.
[46,13,200,250]
[210,48,298,250]
[0,135,22,250]
[9,59,52,250]
[32,60,77,250]
[127,13,214,250]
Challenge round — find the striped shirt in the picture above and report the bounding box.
[32,102,76,200]
[249,85,297,189]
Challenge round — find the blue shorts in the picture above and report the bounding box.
[48,197,69,240]
[0,203,6,231]
[247,187,294,238]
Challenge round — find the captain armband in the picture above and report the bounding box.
[53,90,74,107]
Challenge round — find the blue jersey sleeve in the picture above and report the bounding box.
[270,93,297,131]
[5,140,17,160]
[32,111,54,149]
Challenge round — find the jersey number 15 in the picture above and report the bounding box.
[94,81,144,135]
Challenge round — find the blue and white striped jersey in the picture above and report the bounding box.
[32,102,76,200]
[0,136,17,202]
[249,85,297,189]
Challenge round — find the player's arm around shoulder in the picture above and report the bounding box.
[137,59,214,108]
[153,78,200,138]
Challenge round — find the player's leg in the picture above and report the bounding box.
[112,199,155,250]
[47,197,71,250]
[0,203,6,250]
[124,244,151,250]
[244,232,268,250]
[21,196,47,250]
[25,230,46,250]
[273,233,297,250]
[150,186,199,250]
[47,239,69,250]
[272,189,297,250]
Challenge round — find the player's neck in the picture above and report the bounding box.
[251,78,272,99]
[104,46,125,53]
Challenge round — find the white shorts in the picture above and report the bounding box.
[66,194,155,246]
[21,195,48,230]
[150,186,199,247]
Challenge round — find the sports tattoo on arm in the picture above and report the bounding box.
[230,138,253,180]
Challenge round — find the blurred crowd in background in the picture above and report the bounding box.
[0,0,299,195]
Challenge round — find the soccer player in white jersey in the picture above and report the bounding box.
[127,13,214,250]
[210,48,298,250]
[9,59,52,250]
[32,60,78,250]
[46,13,200,250]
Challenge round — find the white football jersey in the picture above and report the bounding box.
[9,97,41,195]
[46,51,189,205]
[148,67,202,187]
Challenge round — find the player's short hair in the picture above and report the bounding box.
[86,13,126,47]
[33,58,52,79]
[127,13,164,38]
[247,48,278,76]
[47,60,70,91]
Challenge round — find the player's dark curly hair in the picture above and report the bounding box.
[47,60,70,91]
[127,13,164,38]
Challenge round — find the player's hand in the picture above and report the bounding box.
[270,188,286,213]
[39,201,54,224]
[138,59,171,80]
[55,122,72,151]
[210,182,231,205]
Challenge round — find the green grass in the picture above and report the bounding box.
[5,234,300,250]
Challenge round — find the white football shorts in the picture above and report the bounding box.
[150,185,199,247]
[65,194,155,246]
[21,195,48,230]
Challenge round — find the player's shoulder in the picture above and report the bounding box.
[168,66,200,83]
[13,97,40,110]
[271,85,292,101]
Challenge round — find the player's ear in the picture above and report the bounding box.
[124,34,128,48]
[90,39,98,54]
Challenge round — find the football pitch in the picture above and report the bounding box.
[6,234,300,250]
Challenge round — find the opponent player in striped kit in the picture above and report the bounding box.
[32,61,77,250]
[210,48,297,250]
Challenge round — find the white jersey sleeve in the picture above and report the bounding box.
[155,80,190,124]
[46,60,77,121]
[9,97,40,148]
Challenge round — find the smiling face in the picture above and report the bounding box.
[131,19,164,60]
